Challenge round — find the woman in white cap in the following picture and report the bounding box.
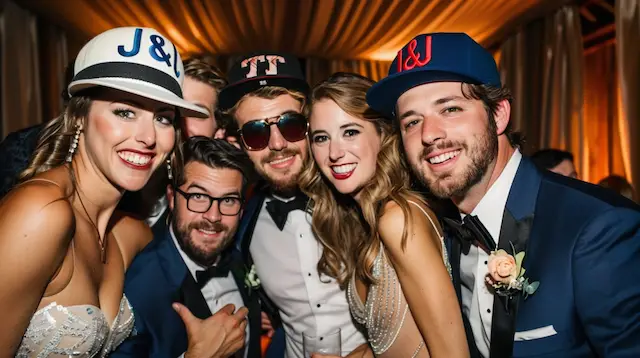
[0,27,208,356]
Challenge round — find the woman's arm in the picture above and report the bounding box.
[0,184,74,354]
[378,202,469,358]
[110,212,154,270]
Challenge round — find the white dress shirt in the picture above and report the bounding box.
[250,195,367,358]
[171,228,250,358]
[459,150,522,358]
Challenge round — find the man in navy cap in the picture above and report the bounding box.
[367,32,640,357]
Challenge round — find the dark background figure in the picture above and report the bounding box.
[0,62,75,200]
[598,174,637,202]
[530,148,578,178]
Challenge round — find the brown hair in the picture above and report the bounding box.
[299,72,428,288]
[19,95,94,181]
[598,175,636,202]
[461,83,522,147]
[183,57,227,94]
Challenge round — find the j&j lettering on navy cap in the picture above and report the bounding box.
[366,32,501,118]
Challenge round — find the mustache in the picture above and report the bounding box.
[420,140,466,159]
[261,148,300,164]
[189,220,227,233]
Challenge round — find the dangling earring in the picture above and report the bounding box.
[166,159,173,180]
[66,124,82,163]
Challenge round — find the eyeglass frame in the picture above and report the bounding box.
[237,111,309,151]
[174,187,243,216]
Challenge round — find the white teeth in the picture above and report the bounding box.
[428,150,460,164]
[331,163,357,174]
[118,151,152,166]
[198,229,219,235]
[270,156,293,165]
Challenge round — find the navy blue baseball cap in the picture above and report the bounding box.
[366,32,501,118]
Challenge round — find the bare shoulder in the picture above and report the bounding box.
[379,199,441,243]
[0,180,75,283]
[110,211,153,267]
[0,180,74,239]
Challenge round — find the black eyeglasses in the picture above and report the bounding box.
[175,188,243,215]
[238,112,308,151]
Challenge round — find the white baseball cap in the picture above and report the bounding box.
[68,27,208,118]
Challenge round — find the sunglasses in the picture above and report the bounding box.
[238,112,308,150]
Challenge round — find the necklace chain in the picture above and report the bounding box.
[74,187,107,263]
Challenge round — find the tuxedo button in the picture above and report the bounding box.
[484,260,488,265]
[308,273,312,276]
[487,309,491,313]
[317,304,321,308]
[320,337,324,341]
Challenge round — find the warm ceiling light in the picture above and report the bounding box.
[166,26,197,53]
[368,50,399,61]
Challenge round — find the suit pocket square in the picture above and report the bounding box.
[514,325,557,341]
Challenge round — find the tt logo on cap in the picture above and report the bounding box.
[396,36,432,72]
[117,28,181,78]
[241,55,286,79]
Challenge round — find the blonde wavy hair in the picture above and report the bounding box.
[299,72,428,288]
[19,94,94,181]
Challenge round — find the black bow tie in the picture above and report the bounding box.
[443,215,496,254]
[265,195,308,231]
[195,255,233,289]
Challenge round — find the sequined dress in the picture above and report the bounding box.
[347,201,452,358]
[16,295,134,357]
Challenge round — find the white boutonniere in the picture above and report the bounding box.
[244,264,261,293]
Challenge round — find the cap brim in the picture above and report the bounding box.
[366,70,480,118]
[218,76,310,112]
[69,78,210,118]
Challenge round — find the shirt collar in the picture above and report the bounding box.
[464,149,522,244]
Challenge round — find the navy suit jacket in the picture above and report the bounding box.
[449,157,640,358]
[110,229,262,358]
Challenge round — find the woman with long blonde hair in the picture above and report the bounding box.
[0,27,208,356]
[299,72,469,357]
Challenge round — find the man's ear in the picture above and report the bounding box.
[167,184,175,211]
[493,99,512,136]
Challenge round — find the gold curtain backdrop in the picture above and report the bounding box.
[583,42,627,184]
[499,6,586,176]
[616,0,640,195]
[20,0,569,64]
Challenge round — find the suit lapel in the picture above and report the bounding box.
[236,190,266,263]
[446,225,481,357]
[489,158,541,358]
[229,254,262,358]
[157,229,212,320]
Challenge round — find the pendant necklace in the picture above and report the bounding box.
[75,187,107,263]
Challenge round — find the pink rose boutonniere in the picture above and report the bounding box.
[486,244,539,300]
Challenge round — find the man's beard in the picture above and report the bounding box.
[416,120,498,199]
[172,215,233,267]
[257,147,302,193]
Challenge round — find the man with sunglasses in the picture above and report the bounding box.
[111,137,262,358]
[218,53,369,358]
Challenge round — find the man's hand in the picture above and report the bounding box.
[173,302,248,358]
[261,311,274,337]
